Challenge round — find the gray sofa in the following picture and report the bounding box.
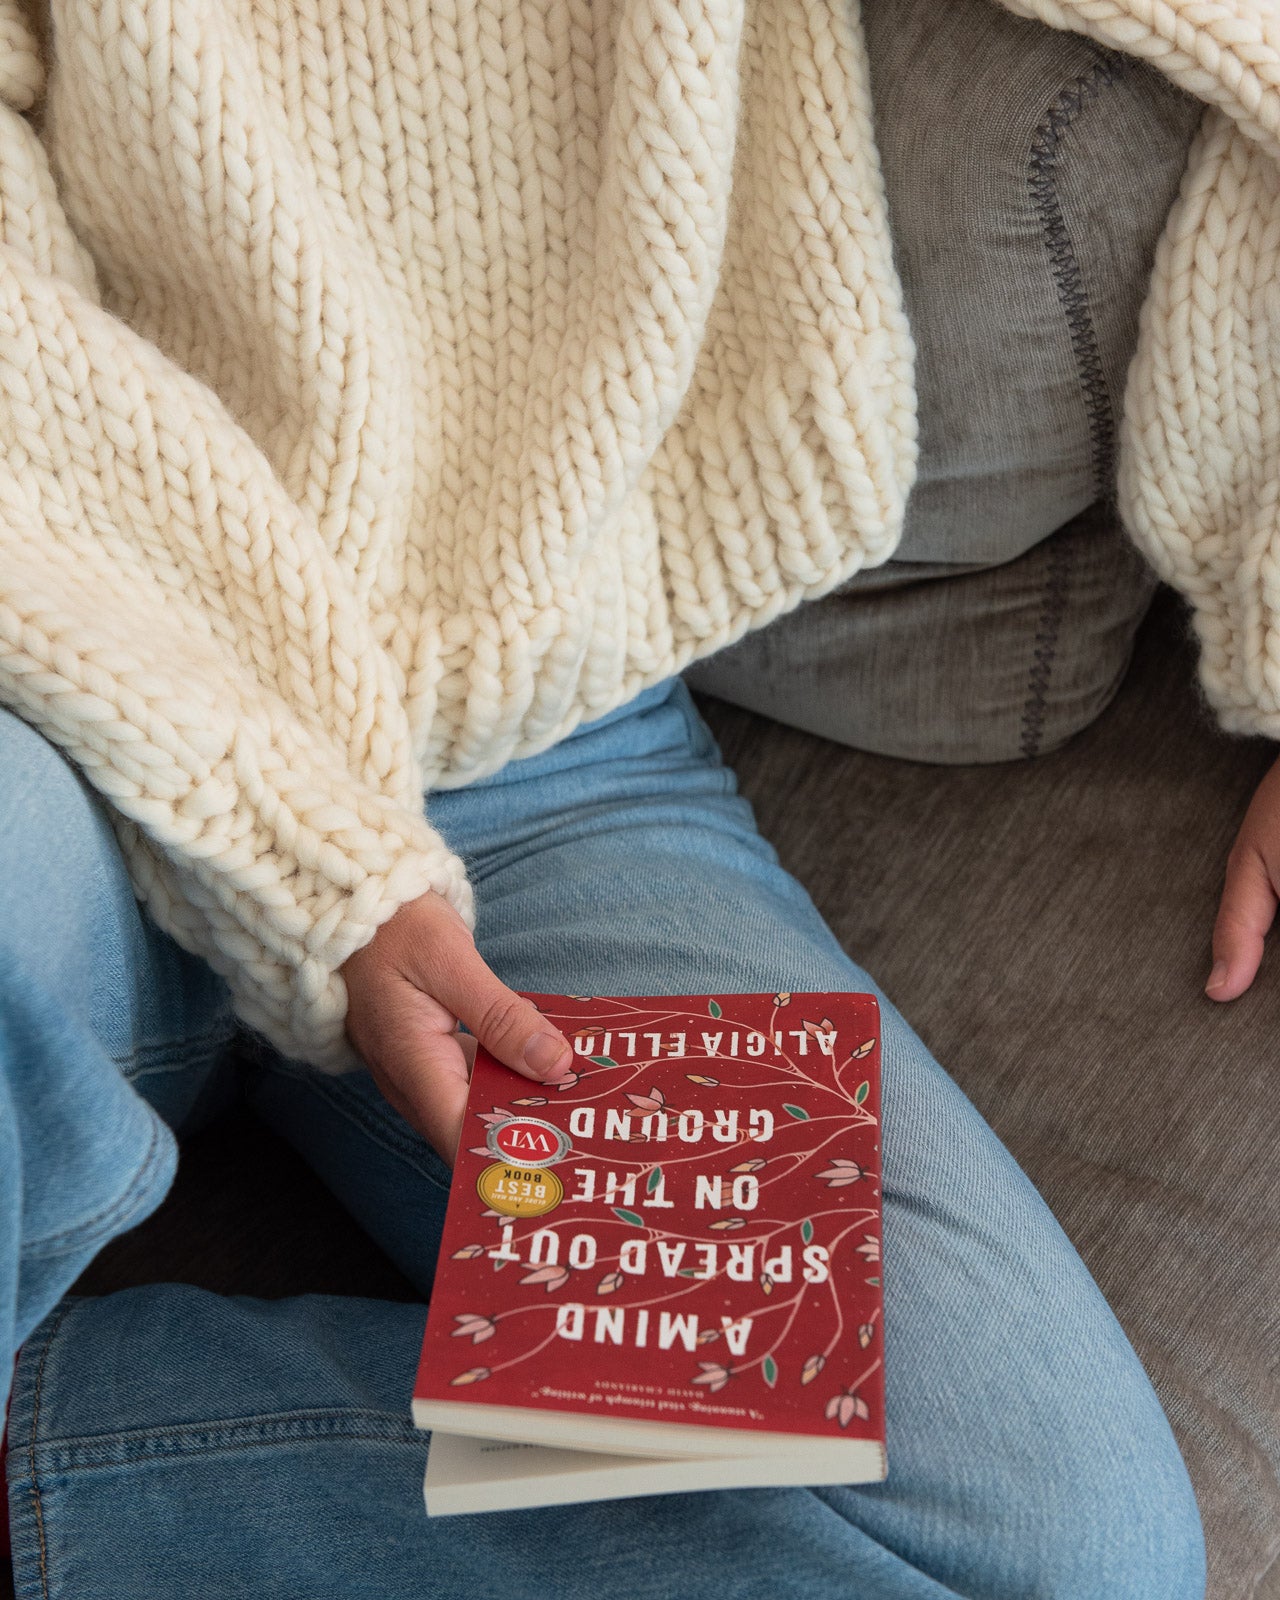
[55,586,1275,1600]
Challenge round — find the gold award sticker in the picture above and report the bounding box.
[477,1161,564,1218]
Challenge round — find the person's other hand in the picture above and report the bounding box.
[1208,752,1280,1001]
[339,891,573,1163]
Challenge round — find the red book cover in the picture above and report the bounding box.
[414,992,884,1459]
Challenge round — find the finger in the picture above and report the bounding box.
[419,936,573,1084]
[1208,841,1279,1001]
[374,1018,473,1162]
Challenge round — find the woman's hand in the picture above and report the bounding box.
[1208,752,1280,1001]
[339,891,573,1163]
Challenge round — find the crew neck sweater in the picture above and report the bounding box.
[0,0,1276,1069]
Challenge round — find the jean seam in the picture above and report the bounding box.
[21,1111,170,1258]
[28,1409,424,1473]
[1020,56,1131,759]
[24,1300,73,1600]
[110,1029,234,1080]
[671,680,723,769]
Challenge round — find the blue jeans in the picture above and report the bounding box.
[1,682,1204,1598]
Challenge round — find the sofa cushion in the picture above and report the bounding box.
[685,501,1158,763]
[697,587,1279,1600]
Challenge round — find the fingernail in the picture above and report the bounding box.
[523,1032,571,1077]
[1206,961,1228,992]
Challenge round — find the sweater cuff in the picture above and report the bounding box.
[108,718,475,1075]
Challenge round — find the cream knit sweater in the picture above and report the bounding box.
[0,0,1276,1070]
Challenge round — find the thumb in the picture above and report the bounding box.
[426,934,574,1083]
[1208,841,1278,1001]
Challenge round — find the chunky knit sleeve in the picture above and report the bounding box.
[0,12,472,1072]
[1003,0,1280,736]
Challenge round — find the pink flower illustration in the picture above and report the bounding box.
[450,1244,485,1260]
[450,1366,492,1386]
[690,1362,732,1394]
[452,1313,497,1344]
[800,1354,826,1386]
[816,1159,865,1188]
[625,1087,668,1113]
[854,1235,880,1263]
[519,1263,571,1291]
[825,1388,870,1427]
[474,1107,515,1127]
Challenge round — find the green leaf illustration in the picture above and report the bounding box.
[708,999,722,1019]
[762,1354,777,1388]
[679,1268,698,1278]
[801,1218,813,1244]
[865,1276,881,1286]
[782,1104,809,1121]
[614,1208,644,1228]
[589,1055,616,1067]
[854,1079,870,1105]
[646,1167,663,1193]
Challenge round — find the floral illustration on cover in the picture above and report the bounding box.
[422,992,884,1441]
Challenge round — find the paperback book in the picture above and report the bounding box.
[412,991,885,1514]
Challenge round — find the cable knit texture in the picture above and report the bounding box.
[0,0,1273,1068]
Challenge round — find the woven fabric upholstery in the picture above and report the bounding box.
[700,590,1280,1600]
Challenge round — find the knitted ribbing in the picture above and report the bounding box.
[0,0,1274,1068]
[1004,3,1280,734]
